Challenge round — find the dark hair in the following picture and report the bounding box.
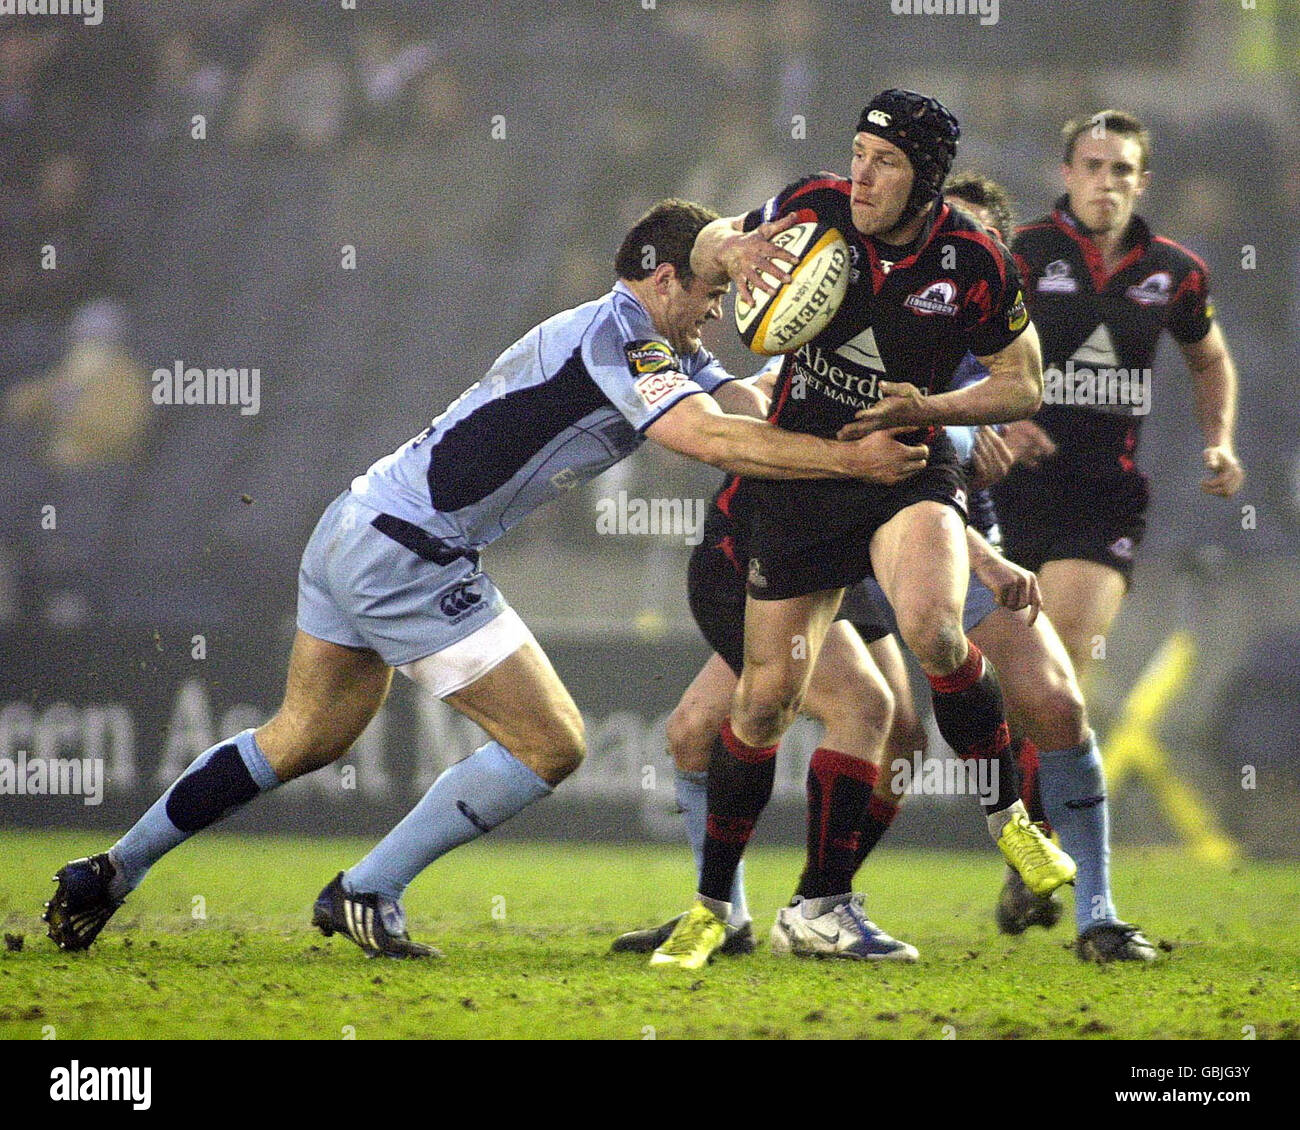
[615,199,720,283]
[1062,110,1151,172]
[945,171,1015,237]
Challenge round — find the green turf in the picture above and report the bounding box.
[1,831,1297,1040]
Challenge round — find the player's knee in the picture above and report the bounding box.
[736,689,801,746]
[666,702,714,773]
[736,667,804,743]
[886,710,928,765]
[898,609,966,674]
[1025,679,1088,750]
[817,674,893,745]
[747,705,796,746]
[519,706,586,785]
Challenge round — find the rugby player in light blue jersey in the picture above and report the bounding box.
[43,200,931,958]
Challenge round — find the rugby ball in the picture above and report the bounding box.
[734,221,850,355]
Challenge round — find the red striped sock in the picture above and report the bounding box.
[699,718,778,903]
[853,791,901,870]
[927,642,1016,811]
[796,748,879,898]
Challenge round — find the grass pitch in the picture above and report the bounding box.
[1,831,1297,1040]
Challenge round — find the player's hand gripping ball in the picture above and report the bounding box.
[734,220,850,355]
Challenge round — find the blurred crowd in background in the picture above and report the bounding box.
[2,0,1299,629]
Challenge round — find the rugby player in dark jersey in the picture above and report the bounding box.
[990,111,1243,961]
[615,173,1134,965]
[648,90,1075,971]
[612,368,1047,963]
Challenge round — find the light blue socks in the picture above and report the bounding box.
[1038,733,1118,932]
[109,729,280,899]
[345,741,551,901]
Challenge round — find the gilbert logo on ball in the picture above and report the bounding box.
[734,221,850,356]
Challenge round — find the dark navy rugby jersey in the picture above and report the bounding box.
[708,351,1003,556]
[351,281,736,548]
[1011,195,1213,475]
[742,174,1029,443]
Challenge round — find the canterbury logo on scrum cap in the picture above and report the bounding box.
[867,109,892,127]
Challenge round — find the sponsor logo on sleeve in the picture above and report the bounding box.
[633,368,690,409]
[1125,271,1172,306]
[904,279,959,316]
[624,339,677,376]
[1007,289,1028,331]
[1037,259,1077,294]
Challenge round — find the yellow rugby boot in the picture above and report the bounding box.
[997,804,1077,896]
[649,900,728,970]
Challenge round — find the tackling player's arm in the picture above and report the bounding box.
[646,391,928,485]
[836,322,1044,437]
[712,377,770,420]
[711,358,781,420]
[965,525,1040,623]
[1177,321,1245,496]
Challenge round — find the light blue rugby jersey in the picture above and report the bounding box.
[351,281,737,548]
[947,351,1000,543]
[946,352,986,465]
